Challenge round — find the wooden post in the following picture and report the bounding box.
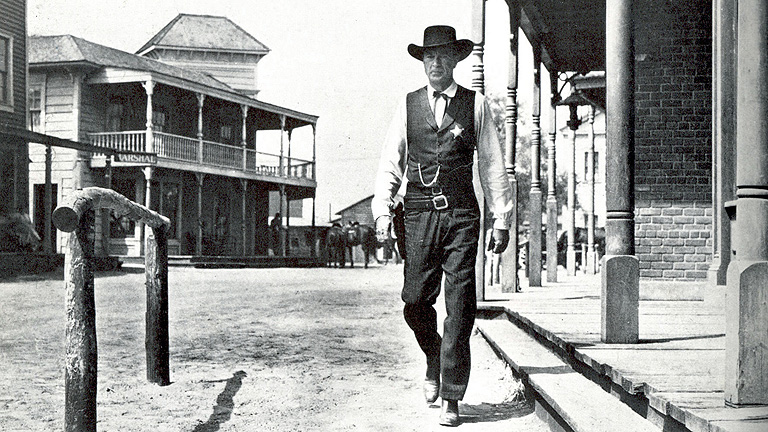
[726,0,768,405]
[145,225,169,385]
[241,105,248,171]
[143,80,155,154]
[279,115,286,176]
[43,144,53,254]
[529,43,543,287]
[709,0,737,285]
[586,106,598,274]
[546,72,559,282]
[195,173,205,256]
[287,128,293,177]
[602,0,639,344]
[64,208,97,432]
[501,0,520,293]
[472,0,487,300]
[312,123,317,180]
[566,104,579,276]
[102,156,112,257]
[197,93,205,164]
[54,188,171,429]
[241,179,248,256]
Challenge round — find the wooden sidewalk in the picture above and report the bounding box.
[477,271,768,432]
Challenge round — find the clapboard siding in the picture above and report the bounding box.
[80,82,107,138]
[43,73,75,140]
[0,0,26,126]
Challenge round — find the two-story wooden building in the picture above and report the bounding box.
[27,14,318,258]
[0,0,28,219]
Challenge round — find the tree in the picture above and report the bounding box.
[485,93,573,228]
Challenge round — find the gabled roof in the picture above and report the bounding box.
[29,35,235,93]
[136,14,270,56]
[336,194,374,215]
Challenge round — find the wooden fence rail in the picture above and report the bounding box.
[52,187,171,432]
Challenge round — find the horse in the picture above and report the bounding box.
[0,212,41,253]
[556,227,606,270]
[342,223,378,268]
[325,224,346,267]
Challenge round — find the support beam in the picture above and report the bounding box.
[472,0,488,299]
[602,0,639,344]
[586,106,598,274]
[279,115,286,177]
[709,0,737,285]
[528,43,543,287]
[725,0,768,405]
[502,0,520,293]
[566,104,579,277]
[241,179,248,256]
[43,144,53,254]
[196,93,205,164]
[195,173,205,256]
[546,72,559,282]
[142,80,155,154]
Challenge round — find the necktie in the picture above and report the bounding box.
[433,91,448,125]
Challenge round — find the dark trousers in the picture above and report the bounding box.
[402,206,480,401]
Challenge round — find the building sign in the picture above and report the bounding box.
[115,152,157,165]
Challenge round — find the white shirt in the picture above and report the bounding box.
[372,81,514,230]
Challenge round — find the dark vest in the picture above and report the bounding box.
[405,85,476,192]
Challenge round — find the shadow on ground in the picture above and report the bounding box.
[192,371,248,432]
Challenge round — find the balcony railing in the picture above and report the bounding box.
[88,131,314,181]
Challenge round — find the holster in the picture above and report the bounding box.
[392,202,406,262]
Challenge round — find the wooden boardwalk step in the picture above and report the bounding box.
[477,318,660,432]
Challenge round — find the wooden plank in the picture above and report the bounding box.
[477,319,659,432]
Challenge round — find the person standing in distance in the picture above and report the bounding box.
[372,25,513,427]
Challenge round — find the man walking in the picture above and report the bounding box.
[372,25,513,426]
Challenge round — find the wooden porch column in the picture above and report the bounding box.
[195,173,205,256]
[141,167,154,256]
[709,0,737,285]
[196,93,205,163]
[546,72,559,282]
[241,179,248,256]
[586,106,598,274]
[528,43,543,287]
[241,105,248,171]
[472,0,487,299]
[287,128,293,177]
[280,185,288,256]
[602,0,639,344]
[725,0,768,405]
[566,104,579,277]
[43,144,53,254]
[279,115,286,176]
[142,80,155,154]
[312,123,317,180]
[501,0,520,293]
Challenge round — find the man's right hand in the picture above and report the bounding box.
[375,215,392,243]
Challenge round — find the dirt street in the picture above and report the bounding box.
[0,263,547,431]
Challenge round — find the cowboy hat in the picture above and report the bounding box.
[408,25,474,61]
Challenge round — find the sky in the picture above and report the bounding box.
[28,0,549,223]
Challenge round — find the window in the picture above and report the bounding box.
[0,34,12,107]
[110,178,137,238]
[28,87,43,132]
[152,110,166,132]
[220,125,233,141]
[106,103,124,131]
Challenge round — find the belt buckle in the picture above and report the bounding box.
[432,194,448,210]
[431,187,443,195]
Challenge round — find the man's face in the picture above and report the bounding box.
[422,46,458,90]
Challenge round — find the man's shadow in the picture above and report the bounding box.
[192,371,247,432]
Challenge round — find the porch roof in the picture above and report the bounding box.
[513,0,605,74]
[28,35,317,129]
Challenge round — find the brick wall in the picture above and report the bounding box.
[636,201,712,280]
[633,1,712,280]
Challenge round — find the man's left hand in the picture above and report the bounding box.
[487,228,510,254]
